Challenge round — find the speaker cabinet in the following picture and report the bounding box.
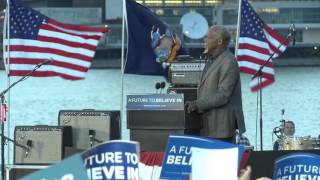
[58,110,120,150]
[14,126,72,165]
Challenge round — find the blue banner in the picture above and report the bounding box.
[160,134,244,180]
[127,94,184,110]
[274,153,320,180]
[82,140,140,180]
[22,154,88,180]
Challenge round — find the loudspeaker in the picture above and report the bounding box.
[5,165,47,180]
[14,126,72,165]
[58,110,120,150]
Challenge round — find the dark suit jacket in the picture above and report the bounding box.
[196,49,246,138]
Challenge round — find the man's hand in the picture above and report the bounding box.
[185,101,198,113]
[238,166,251,180]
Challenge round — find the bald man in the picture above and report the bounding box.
[185,26,246,143]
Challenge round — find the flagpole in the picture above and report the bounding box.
[6,0,12,165]
[1,0,10,177]
[120,0,127,139]
[234,0,242,57]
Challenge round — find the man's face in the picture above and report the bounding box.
[284,122,295,136]
[204,29,221,54]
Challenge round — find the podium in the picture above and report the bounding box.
[127,94,201,151]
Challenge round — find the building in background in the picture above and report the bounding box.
[1,0,319,68]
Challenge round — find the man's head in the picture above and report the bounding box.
[283,121,295,136]
[204,26,231,54]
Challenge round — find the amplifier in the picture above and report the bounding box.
[169,60,205,85]
[14,125,72,165]
[5,165,47,180]
[58,110,120,150]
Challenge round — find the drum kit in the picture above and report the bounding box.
[273,109,320,150]
[279,136,320,150]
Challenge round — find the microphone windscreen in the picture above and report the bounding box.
[89,129,95,136]
[160,82,166,89]
[26,140,32,147]
[155,82,161,90]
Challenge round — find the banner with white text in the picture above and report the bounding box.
[160,135,244,180]
[274,153,320,180]
[82,140,140,180]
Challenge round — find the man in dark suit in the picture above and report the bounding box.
[185,26,246,143]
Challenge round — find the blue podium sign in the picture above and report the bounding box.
[274,153,320,180]
[127,94,184,110]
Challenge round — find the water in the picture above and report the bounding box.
[0,67,319,162]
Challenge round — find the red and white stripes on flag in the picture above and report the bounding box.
[236,0,289,92]
[5,0,108,80]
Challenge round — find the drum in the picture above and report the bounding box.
[310,138,320,149]
[280,137,314,150]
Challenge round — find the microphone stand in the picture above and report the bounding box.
[251,27,294,151]
[0,62,47,180]
[0,133,29,152]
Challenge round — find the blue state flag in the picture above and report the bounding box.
[125,0,188,78]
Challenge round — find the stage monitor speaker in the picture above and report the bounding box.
[58,110,120,150]
[14,126,72,165]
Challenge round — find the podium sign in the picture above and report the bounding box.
[127,94,184,110]
[127,94,201,151]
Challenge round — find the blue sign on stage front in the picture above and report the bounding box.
[127,94,184,110]
[274,153,320,180]
[160,134,244,180]
[82,140,140,180]
[22,154,88,180]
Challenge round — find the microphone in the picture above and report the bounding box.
[25,140,32,157]
[89,129,95,147]
[155,82,161,93]
[200,51,208,60]
[160,82,166,94]
[36,59,52,68]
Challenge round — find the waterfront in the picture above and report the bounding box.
[0,67,319,157]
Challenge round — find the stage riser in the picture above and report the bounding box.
[5,165,47,180]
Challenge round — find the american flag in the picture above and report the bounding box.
[236,0,289,92]
[4,0,108,80]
